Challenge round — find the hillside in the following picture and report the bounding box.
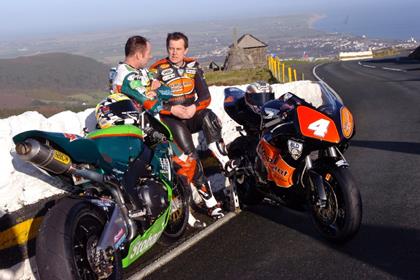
[0,53,109,117]
[0,52,109,92]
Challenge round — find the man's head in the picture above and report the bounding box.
[125,35,152,69]
[166,32,189,66]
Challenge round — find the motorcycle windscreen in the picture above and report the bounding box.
[297,106,340,143]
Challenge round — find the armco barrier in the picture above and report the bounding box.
[339,50,373,61]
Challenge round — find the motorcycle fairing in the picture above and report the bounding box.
[13,130,110,169]
[340,106,354,139]
[122,179,172,268]
[87,125,145,173]
[257,138,295,188]
[297,106,340,143]
[224,87,261,132]
[224,87,245,105]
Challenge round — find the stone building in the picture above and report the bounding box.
[223,34,268,71]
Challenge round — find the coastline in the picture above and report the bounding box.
[308,14,326,30]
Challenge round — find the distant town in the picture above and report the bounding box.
[0,14,418,66]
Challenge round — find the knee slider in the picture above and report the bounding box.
[202,110,222,143]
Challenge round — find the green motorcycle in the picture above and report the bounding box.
[12,87,189,279]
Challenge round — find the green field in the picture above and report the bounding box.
[205,68,276,86]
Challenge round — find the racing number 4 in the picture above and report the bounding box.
[308,119,330,137]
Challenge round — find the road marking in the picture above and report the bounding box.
[363,64,376,69]
[358,61,377,69]
[382,67,406,72]
[358,60,407,72]
[127,212,238,280]
[312,64,341,97]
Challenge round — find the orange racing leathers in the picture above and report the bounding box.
[150,57,223,209]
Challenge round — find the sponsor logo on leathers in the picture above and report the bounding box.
[167,77,194,95]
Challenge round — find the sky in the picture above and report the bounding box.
[1,0,419,40]
[0,0,375,37]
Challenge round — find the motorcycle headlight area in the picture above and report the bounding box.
[288,140,303,160]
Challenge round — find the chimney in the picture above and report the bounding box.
[233,27,238,48]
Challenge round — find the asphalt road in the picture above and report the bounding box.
[145,59,420,280]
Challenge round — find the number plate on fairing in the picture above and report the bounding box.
[297,106,340,143]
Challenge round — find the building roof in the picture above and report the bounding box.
[231,34,267,49]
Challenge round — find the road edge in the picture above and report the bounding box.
[127,212,238,280]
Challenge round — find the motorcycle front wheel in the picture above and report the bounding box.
[36,197,123,280]
[309,165,362,243]
[161,180,189,241]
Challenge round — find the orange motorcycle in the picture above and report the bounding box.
[224,83,362,243]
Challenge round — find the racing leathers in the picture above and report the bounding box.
[111,62,160,112]
[110,62,209,225]
[150,57,230,218]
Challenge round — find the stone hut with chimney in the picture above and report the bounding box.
[223,33,268,71]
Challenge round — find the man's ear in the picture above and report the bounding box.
[184,48,189,56]
[136,51,143,60]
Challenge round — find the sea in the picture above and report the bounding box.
[312,1,420,41]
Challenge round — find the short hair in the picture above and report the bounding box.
[125,36,149,57]
[166,32,189,49]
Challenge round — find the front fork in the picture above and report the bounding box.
[304,146,348,207]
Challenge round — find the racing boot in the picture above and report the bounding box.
[208,202,225,219]
[188,210,207,229]
[208,141,238,176]
[196,181,225,219]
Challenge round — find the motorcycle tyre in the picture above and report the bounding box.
[309,165,362,243]
[36,197,123,280]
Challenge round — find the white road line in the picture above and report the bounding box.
[312,64,340,97]
[363,64,376,69]
[358,61,377,69]
[382,66,406,72]
[128,212,238,280]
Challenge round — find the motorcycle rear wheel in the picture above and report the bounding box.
[309,165,362,243]
[36,197,123,280]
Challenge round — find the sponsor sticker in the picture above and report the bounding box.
[63,133,79,142]
[161,68,174,76]
[53,150,70,165]
[162,73,176,82]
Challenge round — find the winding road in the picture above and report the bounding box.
[136,59,420,280]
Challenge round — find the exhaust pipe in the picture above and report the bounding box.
[15,138,72,174]
[16,138,138,240]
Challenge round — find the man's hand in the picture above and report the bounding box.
[184,104,196,119]
[151,80,161,91]
[146,90,157,99]
[170,105,196,119]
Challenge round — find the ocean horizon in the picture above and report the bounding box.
[312,3,420,41]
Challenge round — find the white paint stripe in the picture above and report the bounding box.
[127,212,238,280]
[362,64,376,69]
[382,66,406,72]
[358,61,376,69]
[312,64,340,96]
